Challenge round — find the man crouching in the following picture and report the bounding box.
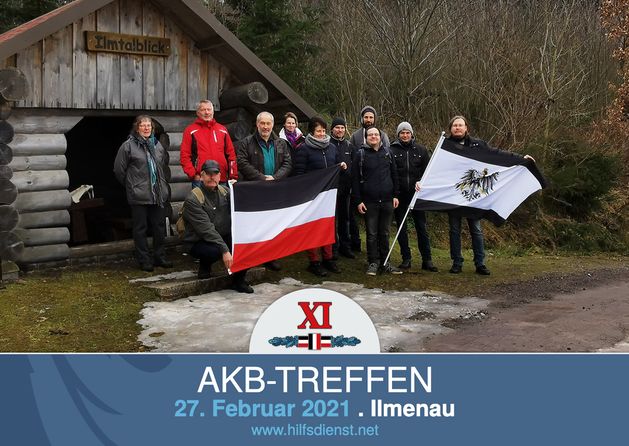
[182,159,253,293]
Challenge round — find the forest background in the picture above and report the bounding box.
[2,0,628,254]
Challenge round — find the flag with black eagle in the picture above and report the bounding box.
[411,137,546,226]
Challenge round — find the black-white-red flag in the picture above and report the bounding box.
[230,166,340,272]
[412,136,546,226]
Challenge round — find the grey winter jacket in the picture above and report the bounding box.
[181,184,231,253]
[113,133,170,205]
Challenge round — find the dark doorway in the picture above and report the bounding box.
[65,116,135,245]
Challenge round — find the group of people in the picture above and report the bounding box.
[115,100,517,294]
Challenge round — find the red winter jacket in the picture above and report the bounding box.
[180,118,238,181]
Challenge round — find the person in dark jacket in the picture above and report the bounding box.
[390,121,438,272]
[294,116,347,277]
[182,159,253,293]
[330,117,358,259]
[351,126,402,276]
[114,115,172,272]
[349,106,391,149]
[446,115,535,275]
[236,111,292,271]
[236,111,292,182]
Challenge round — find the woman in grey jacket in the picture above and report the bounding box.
[114,115,172,272]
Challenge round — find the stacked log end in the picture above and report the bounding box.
[1,67,70,271]
[0,70,23,278]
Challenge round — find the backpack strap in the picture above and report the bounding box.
[191,186,205,204]
[217,184,228,197]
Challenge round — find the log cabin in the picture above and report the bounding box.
[0,0,316,274]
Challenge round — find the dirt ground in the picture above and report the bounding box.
[422,265,629,352]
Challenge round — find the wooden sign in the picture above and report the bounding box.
[85,31,171,57]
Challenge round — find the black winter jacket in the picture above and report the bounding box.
[293,140,340,175]
[236,132,292,181]
[390,139,430,194]
[351,144,399,204]
[330,137,353,191]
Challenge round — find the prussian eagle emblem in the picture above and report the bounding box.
[455,168,499,201]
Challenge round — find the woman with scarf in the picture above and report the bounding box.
[294,116,347,277]
[279,111,305,162]
[114,115,172,272]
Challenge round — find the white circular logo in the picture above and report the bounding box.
[249,288,380,354]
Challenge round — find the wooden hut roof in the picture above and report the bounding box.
[0,0,317,120]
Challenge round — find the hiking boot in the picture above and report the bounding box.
[339,247,356,259]
[380,263,403,275]
[197,267,211,280]
[366,263,378,276]
[422,261,438,272]
[449,264,462,274]
[154,258,173,268]
[264,260,282,271]
[232,280,254,294]
[398,259,411,270]
[476,265,491,275]
[322,259,341,273]
[140,262,154,272]
[307,262,328,277]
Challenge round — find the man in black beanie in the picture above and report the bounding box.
[349,106,391,148]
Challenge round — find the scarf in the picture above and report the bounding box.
[305,133,331,150]
[132,132,164,206]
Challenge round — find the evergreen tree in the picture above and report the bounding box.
[0,0,69,34]
[225,0,323,99]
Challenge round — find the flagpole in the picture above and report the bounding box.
[383,132,446,267]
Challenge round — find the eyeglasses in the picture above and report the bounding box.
[139,124,152,128]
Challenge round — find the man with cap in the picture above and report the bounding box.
[349,106,391,149]
[330,117,358,258]
[181,159,253,293]
[390,121,437,272]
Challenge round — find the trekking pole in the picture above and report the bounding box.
[383,132,445,267]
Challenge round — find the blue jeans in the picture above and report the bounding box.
[364,201,394,265]
[394,190,432,262]
[448,213,485,267]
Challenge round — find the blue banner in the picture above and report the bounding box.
[1,354,627,445]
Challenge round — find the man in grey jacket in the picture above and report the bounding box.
[182,159,253,293]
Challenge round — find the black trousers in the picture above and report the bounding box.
[130,204,166,265]
[190,238,247,283]
[363,201,394,265]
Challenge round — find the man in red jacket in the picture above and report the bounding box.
[180,100,238,187]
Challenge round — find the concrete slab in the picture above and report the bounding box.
[140,267,266,300]
[137,278,489,352]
